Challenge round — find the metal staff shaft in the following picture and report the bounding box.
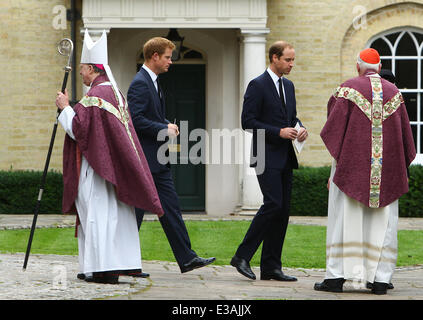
[23,39,73,270]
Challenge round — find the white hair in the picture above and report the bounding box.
[357,54,381,72]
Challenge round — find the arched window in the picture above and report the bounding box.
[368,29,423,164]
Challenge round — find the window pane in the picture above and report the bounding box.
[371,38,391,56]
[412,32,423,47]
[380,59,392,70]
[396,60,417,89]
[421,58,423,88]
[402,93,417,121]
[396,32,417,56]
[411,125,418,152]
[386,32,401,46]
[420,125,423,154]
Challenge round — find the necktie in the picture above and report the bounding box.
[156,78,162,99]
[278,78,286,110]
[156,78,165,117]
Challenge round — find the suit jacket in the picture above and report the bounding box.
[127,67,170,173]
[241,70,302,171]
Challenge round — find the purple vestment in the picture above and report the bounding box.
[62,75,164,217]
[320,71,416,208]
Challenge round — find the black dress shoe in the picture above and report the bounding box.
[77,273,85,280]
[92,271,119,284]
[314,278,345,293]
[371,282,388,295]
[261,269,297,281]
[121,270,150,278]
[366,282,394,290]
[181,256,216,273]
[230,255,256,280]
[130,271,150,278]
[84,274,94,282]
[78,273,94,282]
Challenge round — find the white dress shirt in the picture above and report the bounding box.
[267,67,286,105]
[142,64,160,93]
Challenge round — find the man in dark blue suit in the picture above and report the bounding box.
[231,41,308,281]
[127,37,215,274]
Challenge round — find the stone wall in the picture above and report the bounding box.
[266,0,423,166]
[0,0,82,171]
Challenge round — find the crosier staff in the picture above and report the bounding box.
[23,38,74,270]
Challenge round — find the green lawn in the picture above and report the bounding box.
[0,221,422,268]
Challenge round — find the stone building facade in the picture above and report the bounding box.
[1,0,422,216]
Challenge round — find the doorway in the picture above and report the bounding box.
[159,64,206,212]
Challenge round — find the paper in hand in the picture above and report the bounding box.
[293,122,305,154]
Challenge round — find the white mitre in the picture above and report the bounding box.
[81,29,108,64]
[81,29,123,107]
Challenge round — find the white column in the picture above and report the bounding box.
[239,28,269,210]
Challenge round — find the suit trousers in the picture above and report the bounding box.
[135,169,197,269]
[235,166,293,272]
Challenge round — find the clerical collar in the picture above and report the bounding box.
[142,64,158,82]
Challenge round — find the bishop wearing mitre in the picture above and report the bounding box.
[55,30,163,284]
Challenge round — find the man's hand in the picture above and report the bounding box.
[297,127,308,142]
[280,127,298,140]
[167,123,179,137]
[56,89,69,111]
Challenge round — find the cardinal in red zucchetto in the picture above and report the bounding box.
[315,48,416,295]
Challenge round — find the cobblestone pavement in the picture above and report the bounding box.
[1,253,422,301]
[1,214,422,300]
[0,253,149,300]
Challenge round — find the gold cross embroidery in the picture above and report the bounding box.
[78,92,141,163]
[333,80,404,208]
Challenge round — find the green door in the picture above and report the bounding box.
[159,64,206,212]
